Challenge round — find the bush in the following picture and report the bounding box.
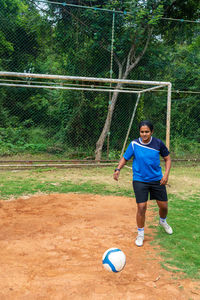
[170,137,200,159]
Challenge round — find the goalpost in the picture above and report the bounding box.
[0,71,172,167]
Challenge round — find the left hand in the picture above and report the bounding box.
[160,174,168,185]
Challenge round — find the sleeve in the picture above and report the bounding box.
[123,142,134,161]
[160,140,170,157]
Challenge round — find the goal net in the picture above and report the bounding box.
[0,71,171,168]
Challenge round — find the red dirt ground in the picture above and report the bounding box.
[0,193,199,300]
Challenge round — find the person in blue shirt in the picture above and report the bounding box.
[113,120,173,247]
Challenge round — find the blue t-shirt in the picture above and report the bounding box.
[123,137,170,182]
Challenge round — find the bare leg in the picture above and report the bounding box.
[136,202,147,228]
[157,200,173,234]
[156,200,168,219]
[135,202,147,246]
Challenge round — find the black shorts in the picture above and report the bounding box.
[133,180,168,204]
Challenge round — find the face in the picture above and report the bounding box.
[139,125,153,143]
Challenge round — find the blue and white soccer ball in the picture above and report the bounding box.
[102,248,126,272]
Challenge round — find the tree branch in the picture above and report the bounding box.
[123,26,153,78]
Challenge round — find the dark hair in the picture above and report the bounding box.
[138,120,154,132]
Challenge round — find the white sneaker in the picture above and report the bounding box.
[159,221,173,234]
[135,235,144,247]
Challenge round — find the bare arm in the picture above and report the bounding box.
[113,157,127,181]
[160,155,171,185]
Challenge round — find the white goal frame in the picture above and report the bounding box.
[0,71,172,151]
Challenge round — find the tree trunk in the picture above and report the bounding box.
[95,85,121,161]
[95,28,152,161]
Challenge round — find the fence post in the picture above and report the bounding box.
[166,83,172,150]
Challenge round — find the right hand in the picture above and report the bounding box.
[113,170,120,181]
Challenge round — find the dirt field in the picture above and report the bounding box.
[0,193,199,300]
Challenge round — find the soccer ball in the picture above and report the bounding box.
[102,248,126,272]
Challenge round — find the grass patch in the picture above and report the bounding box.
[0,168,133,199]
[152,193,200,279]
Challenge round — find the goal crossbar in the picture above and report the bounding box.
[0,71,171,88]
[0,82,144,94]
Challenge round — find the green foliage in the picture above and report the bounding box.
[0,0,199,159]
[107,149,121,160]
[0,127,48,155]
[0,127,27,144]
[136,94,145,123]
[171,137,200,158]
[0,0,39,71]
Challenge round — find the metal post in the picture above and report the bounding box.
[166,83,172,150]
[107,9,115,160]
[120,93,141,158]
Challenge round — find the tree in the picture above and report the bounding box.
[1,0,199,157]
[94,0,164,160]
[94,0,200,160]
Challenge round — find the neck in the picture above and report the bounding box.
[140,137,152,145]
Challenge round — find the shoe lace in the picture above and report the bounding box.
[165,223,171,229]
[137,234,144,240]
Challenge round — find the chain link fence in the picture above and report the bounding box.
[0,1,199,166]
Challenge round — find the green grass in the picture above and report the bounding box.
[0,169,133,199]
[151,193,200,279]
[0,180,132,198]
